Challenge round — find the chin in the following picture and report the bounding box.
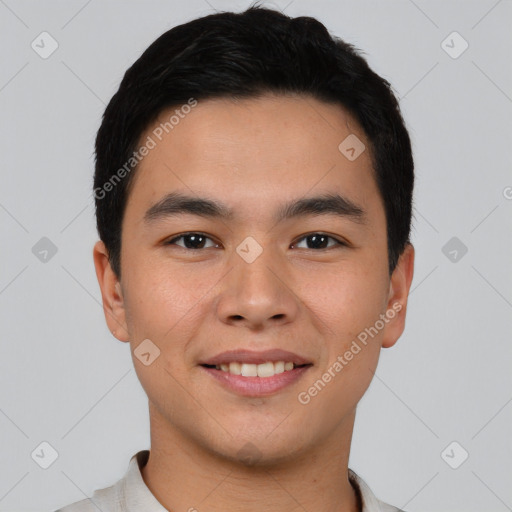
[206,427,311,469]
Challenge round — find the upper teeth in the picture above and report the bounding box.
[216,361,295,377]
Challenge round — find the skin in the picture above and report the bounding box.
[94,93,414,512]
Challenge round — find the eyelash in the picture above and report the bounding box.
[164,232,347,251]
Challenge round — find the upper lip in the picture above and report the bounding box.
[199,349,312,366]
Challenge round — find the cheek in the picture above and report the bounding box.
[122,257,218,369]
[121,258,189,341]
[306,265,388,339]
[321,345,380,415]
[127,251,205,308]
[316,266,388,404]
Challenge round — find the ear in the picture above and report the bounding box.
[93,240,130,342]
[381,243,415,349]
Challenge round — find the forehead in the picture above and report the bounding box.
[141,93,369,167]
[125,93,382,225]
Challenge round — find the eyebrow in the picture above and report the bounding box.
[143,191,366,225]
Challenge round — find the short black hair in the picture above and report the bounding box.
[94,4,414,279]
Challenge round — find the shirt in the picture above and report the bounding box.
[54,450,405,512]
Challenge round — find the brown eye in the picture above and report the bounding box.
[166,233,218,250]
[292,233,344,250]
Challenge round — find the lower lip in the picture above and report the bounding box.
[200,365,311,397]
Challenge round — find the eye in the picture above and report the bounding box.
[291,233,345,250]
[165,232,219,250]
[164,232,346,251]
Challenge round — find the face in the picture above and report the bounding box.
[94,93,414,465]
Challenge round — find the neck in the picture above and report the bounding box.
[140,403,360,512]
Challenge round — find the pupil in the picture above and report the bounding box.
[182,234,329,250]
[308,234,327,249]
[185,234,205,249]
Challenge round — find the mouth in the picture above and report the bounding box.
[201,361,310,377]
[199,349,313,396]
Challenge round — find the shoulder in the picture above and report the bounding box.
[348,468,406,512]
[53,497,97,512]
[53,482,118,512]
[53,450,148,512]
[376,502,406,512]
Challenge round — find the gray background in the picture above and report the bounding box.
[1,0,511,511]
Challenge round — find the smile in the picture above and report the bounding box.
[199,349,313,396]
[209,361,300,377]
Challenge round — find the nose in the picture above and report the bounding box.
[215,246,299,331]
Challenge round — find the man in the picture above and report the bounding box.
[57,4,414,511]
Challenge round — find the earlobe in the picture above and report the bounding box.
[92,240,130,342]
[381,243,415,349]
